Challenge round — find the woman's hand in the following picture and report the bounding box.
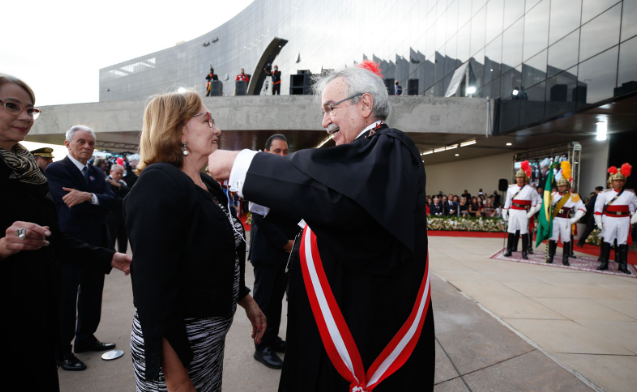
[111,252,131,275]
[238,295,267,344]
[0,221,51,260]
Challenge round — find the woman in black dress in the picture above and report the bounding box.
[0,74,130,391]
[125,91,265,392]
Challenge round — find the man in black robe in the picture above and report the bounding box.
[208,62,435,391]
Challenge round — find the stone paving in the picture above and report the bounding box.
[59,235,636,391]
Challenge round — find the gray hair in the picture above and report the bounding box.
[312,67,390,120]
[66,125,96,142]
[110,164,124,172]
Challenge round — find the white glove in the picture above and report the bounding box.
[502,209,508,222]
[569,210,584,225]
[594,214,603,230]
[632,213,637,225]
[526,205,537,219]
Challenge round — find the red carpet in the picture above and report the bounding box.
[429,231,637,265]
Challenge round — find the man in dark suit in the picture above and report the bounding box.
[577,186,604,247]
[443,194,457,216]
[430,196,443,216]
[249,134,301,369]
[105,164,130,253]
[45,125,117,371]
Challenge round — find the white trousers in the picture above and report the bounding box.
[601,216,631,245]
[508,209,529,234]
[550,217,571,242]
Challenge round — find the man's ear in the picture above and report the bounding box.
[361,93,374,118]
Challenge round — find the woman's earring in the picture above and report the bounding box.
[183,142,189,156]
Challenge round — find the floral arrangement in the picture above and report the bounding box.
[427,216,507,232]
[584,228,601,246]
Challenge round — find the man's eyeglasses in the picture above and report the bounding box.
[323,93,363,116]
[0,99,41,120]
[193,111,215,128]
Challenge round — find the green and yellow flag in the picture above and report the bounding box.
[536,163,558,246]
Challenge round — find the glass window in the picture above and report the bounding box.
[470,49,485,89]
[458,0,472,29]
[582,0,620,24]
[526,0,542,11]
[549,0,582,45]
[473,0,487,15]
[622,0,637,42]
[447,0,459,41]
[504,0,525,30]
[577,47,618,105]
[523,50,547,89]
[482,78,501,99]
[523,0,549,61]
[502,18,524,73]
[520,81,546,124]
[484,35,503,83]
[457,24,472,62]
[471,6,487,56]
[446,35,459,75]
[485,0,504,44]
[548,29,580,78]
[500,65,523,99]
[617,37,637,92]
[545,66,579,117]
[580,4,621,62]
[435,51,446,82]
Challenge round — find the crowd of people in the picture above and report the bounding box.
[427,189,503,218]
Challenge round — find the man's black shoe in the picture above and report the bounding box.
[254,347,283,369]
[271,337,287,353]
[61,353,87,371]
[74,339,116,353]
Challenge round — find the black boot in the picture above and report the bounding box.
[513,230,520,251]
[597,242,611,270]
[521,234,529,259]
[547,240,557,263]
[618,245,631,274]
[569,240,576,259]
[613,243,619,263]
[562,243,570,266]
[504,233,515,257]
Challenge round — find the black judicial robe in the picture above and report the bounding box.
[242,124,435,391]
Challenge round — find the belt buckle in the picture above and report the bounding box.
[559,209,564,214]
[617,211,621,216]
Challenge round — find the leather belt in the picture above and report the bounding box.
[512,203,530,210]
[603,211,630,217]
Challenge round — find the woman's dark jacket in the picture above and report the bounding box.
[0,159,114,391]
[124,163,250,380]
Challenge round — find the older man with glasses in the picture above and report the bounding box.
[208,61,435,392]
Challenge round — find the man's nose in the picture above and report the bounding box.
[321,114,331,129]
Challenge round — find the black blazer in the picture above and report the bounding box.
[106,178,130,225]
[45,156,117,245]
[429,202,443,216]
[443,200,457,215]
[124,163,250,381]
[249,210,301,266]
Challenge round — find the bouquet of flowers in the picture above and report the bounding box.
[426,216,507,232]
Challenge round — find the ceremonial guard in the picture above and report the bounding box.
[547,176,586,265]
[503,161,540,259]
[595,164,637,273]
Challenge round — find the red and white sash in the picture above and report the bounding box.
[299,226,431,391]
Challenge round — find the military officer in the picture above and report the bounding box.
[547,178,586,265]
[31,147,54,172]
[595,164,637,273]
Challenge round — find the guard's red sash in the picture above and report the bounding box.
[299,226,431,392]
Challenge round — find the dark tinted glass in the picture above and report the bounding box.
[577,47,618,105]
[580,3,621,61]
[549,0,582,45]
[504,0,525,30]
[500,65,523,99]
[545,66,579,117]
[621,0,637,42]
[485,0,504,44]
[471,6,487,56]
[523,50,547,89]
[502,18,524,73]
[617,37,637,91]
[484,35,503,83]
[548,29,580,78]
[483,78,501,99]
[523,0,549,60]
[582,0,620,24]
[520,81,546,124]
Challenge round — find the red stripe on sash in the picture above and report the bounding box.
[299,226,430,391]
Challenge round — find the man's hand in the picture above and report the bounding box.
[207,150,240,181]
[0,221,51,259]
[62,187,92,208]
[107,179,121,188]
[111,252,131,275]
[283,240,294,253]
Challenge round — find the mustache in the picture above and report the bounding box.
[326,124,340,135]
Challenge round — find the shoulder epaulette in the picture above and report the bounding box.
[571,193,581,202]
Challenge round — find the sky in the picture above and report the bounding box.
[3,0,254,157]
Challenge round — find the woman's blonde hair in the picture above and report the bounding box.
[0,73,36,104]
[136,91,202,174]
